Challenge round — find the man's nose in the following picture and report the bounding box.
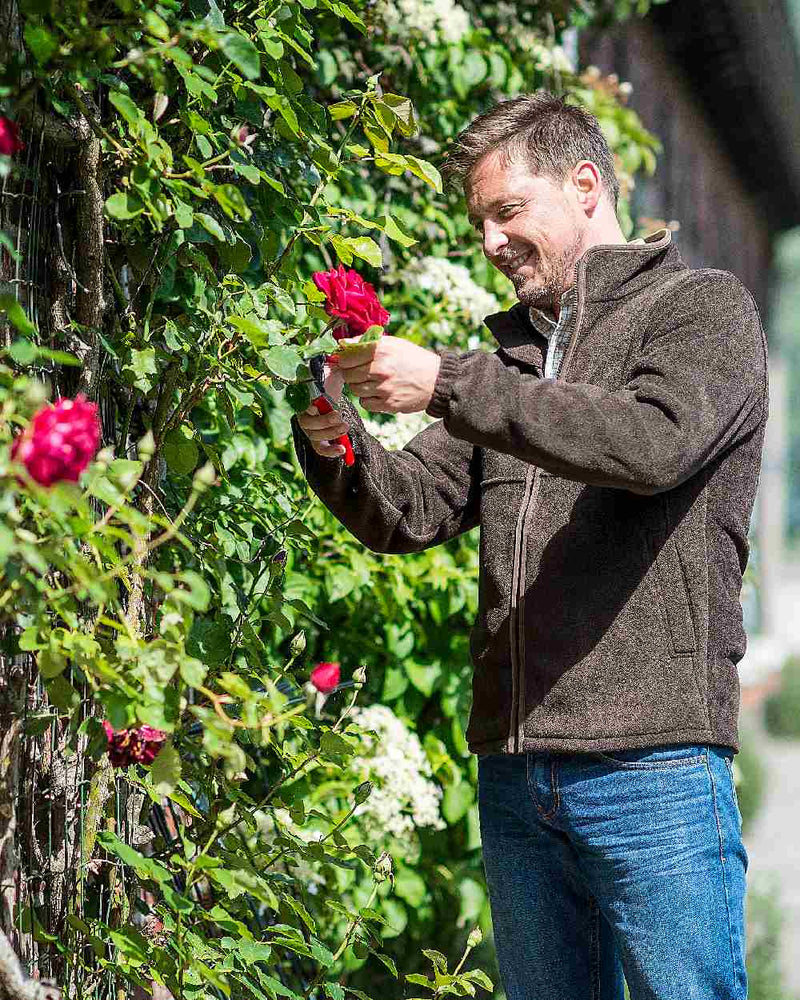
[483,221,509,258]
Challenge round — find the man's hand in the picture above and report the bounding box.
[295,359,351,460]
[332,335,442,413]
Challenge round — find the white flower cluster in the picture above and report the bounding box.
[521,36,573,73]
[375,0,471,44]
[362,410,439,451]
[350,704,446,842]
[400,256,500,329]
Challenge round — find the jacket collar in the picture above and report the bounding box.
[484,229,683,349]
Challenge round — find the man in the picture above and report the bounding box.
[291,92,767,1000]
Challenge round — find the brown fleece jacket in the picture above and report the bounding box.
[291,230,769,756]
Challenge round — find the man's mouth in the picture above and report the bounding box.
[502,250,535,275]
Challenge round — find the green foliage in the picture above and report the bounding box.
[763,656,800,740]
[0,0,667,996]
[745,876,799,1000]
[733,723,767,837]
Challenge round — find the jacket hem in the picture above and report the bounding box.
[469,727,739,756]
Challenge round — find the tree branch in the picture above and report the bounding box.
[0,928,60,1000]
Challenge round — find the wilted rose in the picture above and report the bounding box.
[310,661,340,693]
[0,117,24,156]
[11,394,101,487]
[103,721,167,768]
[312,265,390,339]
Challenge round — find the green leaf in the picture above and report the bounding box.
[405,156,442,193]
[442,780,474,824]
[329,100,357,120]
[461,51,488,87]
[342,236,382,268]
[163,425,199,476]
[196,212,225,241]
[323,985,345,1000]
[45,676,80,713]
[382,214,417,248]
[263,345,303,381]
[326,565,360,603]
[150,741,181,794]
[124,348,158,392]
[24,24,57,64]
[187,617,232,666]
[8,339,37,364]
[319,731,356,762]
[370,951,398,978]
[463,970,494,992]
[105,191,144,220]
[97,830,172,883]
[221,32,261,80]
[37,648,66,680]
[174,571,211,612]
[212,183,252,221]
[109,90,142,126]
[0,296,36,337]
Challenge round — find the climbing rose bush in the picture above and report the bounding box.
[11,394,101,486]
[313,265,391,337]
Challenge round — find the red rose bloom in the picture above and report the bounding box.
[103,721,167,768]
[312,265,390,339]
[0,117,24,156]
[310,661,341,694]
[11,394,101,487]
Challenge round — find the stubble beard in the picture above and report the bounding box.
[512,230,583,311]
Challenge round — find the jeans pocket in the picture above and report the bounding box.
[590,744,708,770]
[723,755,742,811]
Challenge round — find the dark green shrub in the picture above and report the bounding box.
[746,875,799,1000]
[763,656,800,740]
[735,726,768,836]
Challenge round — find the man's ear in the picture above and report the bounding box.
[570,160,604,214]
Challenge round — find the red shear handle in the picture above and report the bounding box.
[311,396,355,466]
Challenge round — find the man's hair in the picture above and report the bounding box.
[441,91,620,211]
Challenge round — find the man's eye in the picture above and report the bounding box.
[498,205,516,218]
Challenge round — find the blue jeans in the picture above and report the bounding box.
[477,745,748,1000]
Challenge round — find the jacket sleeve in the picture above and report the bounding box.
[425,272,769,495]
[290,393,481,554]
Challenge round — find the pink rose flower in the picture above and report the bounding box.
[312,265,390,339]
[103,721,167,768]
[11,394,101,487]
[310,661,341,694]
[0,117,24,156]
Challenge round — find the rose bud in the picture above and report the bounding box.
[311,265,390,341]
[310,661,340,694]
[0,117,24,156]
[11,394,101,487]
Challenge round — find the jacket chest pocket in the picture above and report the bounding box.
[644,499,697,654]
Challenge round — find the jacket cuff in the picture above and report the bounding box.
[425,350,460,419]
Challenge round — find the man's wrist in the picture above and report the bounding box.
[425,349,459,419]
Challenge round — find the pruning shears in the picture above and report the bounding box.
[308,353,355,467]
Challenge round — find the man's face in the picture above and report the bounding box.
[466,150,587,311]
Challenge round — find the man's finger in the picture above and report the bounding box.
[332,341,378,368]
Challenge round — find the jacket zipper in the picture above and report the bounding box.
[507,260,586,754]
